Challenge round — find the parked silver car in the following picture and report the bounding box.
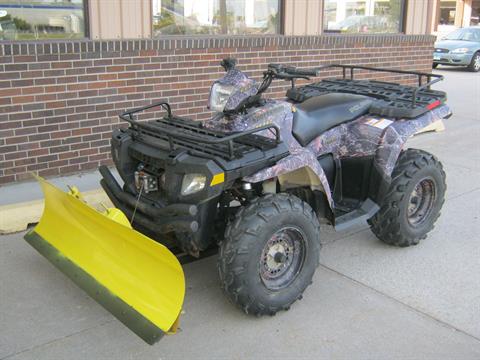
[433,27,480,72]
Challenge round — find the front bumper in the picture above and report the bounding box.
[433,52,473,66]
[99,165,199,234]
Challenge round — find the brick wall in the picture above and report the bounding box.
[0,34,435,185]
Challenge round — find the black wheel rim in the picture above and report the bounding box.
[407,177,437,227]
[260,227,306,291]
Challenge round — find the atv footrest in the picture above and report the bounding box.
[334,198,380,231]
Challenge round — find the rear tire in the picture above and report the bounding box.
[369,149,446,247]
[467,52,480,72]
[218,193,321,316]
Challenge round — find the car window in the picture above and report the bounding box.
[473,30,480,41]
[445,28,480,42]
[463,30,480,41]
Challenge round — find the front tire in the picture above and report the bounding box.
[432,63,439,69]
[467,52,480,72]
[369,149,446,247]
[218,193,321,316]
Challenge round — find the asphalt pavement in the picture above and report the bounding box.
[0,67,479,359]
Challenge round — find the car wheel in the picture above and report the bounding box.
[432,63,439,69]
[467,52,480,72]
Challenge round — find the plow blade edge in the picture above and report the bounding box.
[24,177,185,344]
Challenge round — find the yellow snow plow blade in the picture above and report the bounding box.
[24,177,185,345]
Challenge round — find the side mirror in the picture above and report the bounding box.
[221,58,237,72]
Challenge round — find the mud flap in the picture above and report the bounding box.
[24,177,185,345]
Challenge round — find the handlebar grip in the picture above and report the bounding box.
[267,63,319,78]
[289,68,319,77]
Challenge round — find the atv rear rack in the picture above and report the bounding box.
[119,101,282,161]
[287,64,446,118]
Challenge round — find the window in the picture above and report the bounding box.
[152,0,280,36]
[471,0,479,26]
[439,0,456,25]
[324,0,404,34]
[0,0,86,41]
[444,27,480,42]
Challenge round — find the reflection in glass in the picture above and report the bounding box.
[439,0,456,25]
[470,0,479,26]
[0,0,85,40]
[152,0,280,36]
[324,0,403,34]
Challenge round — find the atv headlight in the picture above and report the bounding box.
[209,83,235,112]
[181,173,206,196]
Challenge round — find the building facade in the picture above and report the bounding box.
[0,0,442,185]
[433,0,480,37]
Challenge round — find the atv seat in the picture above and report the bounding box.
[292,93,373,146]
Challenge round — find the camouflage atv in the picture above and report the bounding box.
[27,59,451,343]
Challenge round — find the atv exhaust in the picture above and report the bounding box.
[24,177,185,344]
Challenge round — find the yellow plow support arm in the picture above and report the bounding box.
[24,177,185,344]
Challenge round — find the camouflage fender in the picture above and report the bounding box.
[243,104,450,206]
[375,105,450,176]
[307,105,451,178]
[204,100,335,207]
[243,147,334,206]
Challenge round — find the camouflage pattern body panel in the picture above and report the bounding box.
[374,105,450,175]
[204,69,450,209]
[308,104,450,175]
[205,100,334,206]
[207,103,449,208]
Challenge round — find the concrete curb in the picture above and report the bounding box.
[0,189,113,235]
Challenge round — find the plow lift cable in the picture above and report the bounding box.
[131,182,144,224]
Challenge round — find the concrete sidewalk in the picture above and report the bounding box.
[0,168,120,206]
[0,68,479,359]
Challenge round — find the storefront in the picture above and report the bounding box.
[0,0,439,184]
[434,0,480,37]
[0,0,436,40]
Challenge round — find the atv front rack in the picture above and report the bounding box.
[119,101,282,161]
[287,64,446,118]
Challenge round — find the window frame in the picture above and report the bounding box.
[322,0,407,35]
[83,0,90,39]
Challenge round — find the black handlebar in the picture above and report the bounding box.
[287,68,319,77]
[268,63,319,78]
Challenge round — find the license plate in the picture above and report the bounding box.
[433,55,441,61]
